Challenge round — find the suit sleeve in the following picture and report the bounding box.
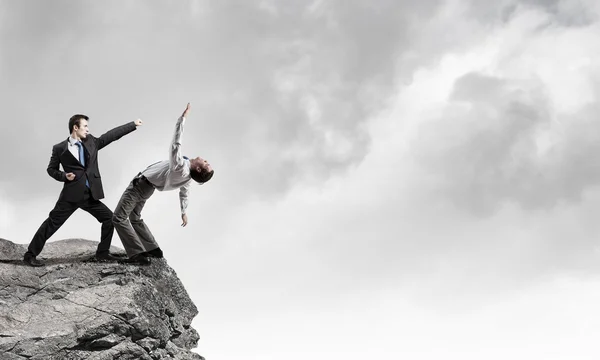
[46,145,67,182]
[95,121,137,150]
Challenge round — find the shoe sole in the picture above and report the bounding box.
[24,261,44,267]
[118,259,151,266]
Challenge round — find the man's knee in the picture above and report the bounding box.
[112,213,127,226]
[102,210,114,223]
[130,212,142,223]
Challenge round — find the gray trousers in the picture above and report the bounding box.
[113,175,158,257]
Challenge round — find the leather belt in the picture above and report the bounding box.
[134,173,155,189]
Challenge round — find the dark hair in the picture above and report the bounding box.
[191,168,214,184]
[69,114,89,133]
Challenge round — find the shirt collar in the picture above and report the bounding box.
[68,136,80,145]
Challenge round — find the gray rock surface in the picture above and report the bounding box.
[0,238,204,360]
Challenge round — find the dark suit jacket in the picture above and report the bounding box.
[47,122,137,203]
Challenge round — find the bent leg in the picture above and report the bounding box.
[81,198,114,254]
[130,198,159,252]
[112,181,146,257]
[26,199,78,257]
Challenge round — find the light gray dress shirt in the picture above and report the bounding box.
[67,136,83,163]
[141,116,192,215]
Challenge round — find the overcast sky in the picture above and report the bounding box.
[1,0,600,359]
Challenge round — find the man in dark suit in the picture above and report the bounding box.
[23,114,143,267]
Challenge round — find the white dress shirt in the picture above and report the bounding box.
[67,136,83,163]
[141,116,192,215]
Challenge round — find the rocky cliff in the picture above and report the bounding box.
[0,238,203,360]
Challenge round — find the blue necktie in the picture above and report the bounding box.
[76,142,90,188]
[183,156,189,160]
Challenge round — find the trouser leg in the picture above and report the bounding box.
[26,198,78,257]
[130,197,159,252]
[80,194,114,254]
[113,177,155,257]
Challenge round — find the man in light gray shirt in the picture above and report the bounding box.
[112,103,214,264]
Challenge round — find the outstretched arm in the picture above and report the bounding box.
[170,103,190,171]
[95,119,142,150]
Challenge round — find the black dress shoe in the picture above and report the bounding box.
[95,252,122,261]
[128,254,151,265]
[144,248,163,258]
[24,255,44,267]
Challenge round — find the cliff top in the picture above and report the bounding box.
[0,238,203,360]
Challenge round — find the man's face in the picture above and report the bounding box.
[192,156,212,172]
[74,119,89,139]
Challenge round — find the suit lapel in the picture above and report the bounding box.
[81,141,91,166]
[60,139,84,167]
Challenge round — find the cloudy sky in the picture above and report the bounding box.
[2,0,600,359]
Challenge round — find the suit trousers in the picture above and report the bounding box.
[113,175,158,257]
[26,188,114,257]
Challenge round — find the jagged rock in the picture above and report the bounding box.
[0,238,204,360]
